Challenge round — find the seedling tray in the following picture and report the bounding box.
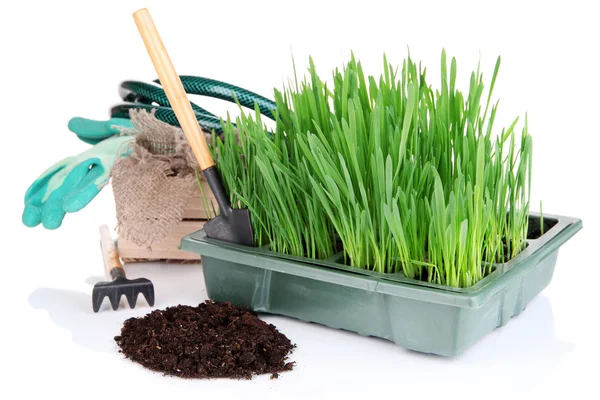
[180,212,581,356]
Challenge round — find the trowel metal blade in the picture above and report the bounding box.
[203,208,254,247]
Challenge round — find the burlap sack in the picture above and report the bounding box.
[111,109,212,248]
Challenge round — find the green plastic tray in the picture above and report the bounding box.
[180,213,582,356]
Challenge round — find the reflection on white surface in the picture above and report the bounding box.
[29,262,207,353]
[28,261,574,394]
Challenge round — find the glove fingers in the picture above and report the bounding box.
[63,184,102,213]
[36,159,99,229]
[68,117,115,141]
[41,200,66,230]
[23,160,71,227]
[68,117,133,141]
[40,165,75,203]
[24,159,70,203]
[56,158,100,195]
[22,205,42,227]
[63,166,105,213]
[23,174,56,227]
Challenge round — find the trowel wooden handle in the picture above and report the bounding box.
[99,225,124,280]
[133,8,215,170]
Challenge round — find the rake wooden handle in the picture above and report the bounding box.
[99,225,124,280]
[133,8,215,170]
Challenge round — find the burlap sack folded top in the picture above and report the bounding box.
[112,109,213,249]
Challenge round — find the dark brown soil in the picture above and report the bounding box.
[527,217,558,239]
[115,300,295,379]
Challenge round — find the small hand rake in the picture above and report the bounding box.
[92,225,155,312]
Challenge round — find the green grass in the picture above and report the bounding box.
[207,50,532,288]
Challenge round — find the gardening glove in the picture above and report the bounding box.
[22,134,134,229]
[68,117,133,145]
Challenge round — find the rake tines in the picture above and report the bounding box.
[92,277,155,312]
[93,225,156,313]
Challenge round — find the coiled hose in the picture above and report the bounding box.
[110,75,277,133]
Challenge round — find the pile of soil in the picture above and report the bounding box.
[115,300,295,379]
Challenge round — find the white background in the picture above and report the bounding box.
[1,0,599,399]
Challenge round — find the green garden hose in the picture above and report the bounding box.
[111,76,277,133]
